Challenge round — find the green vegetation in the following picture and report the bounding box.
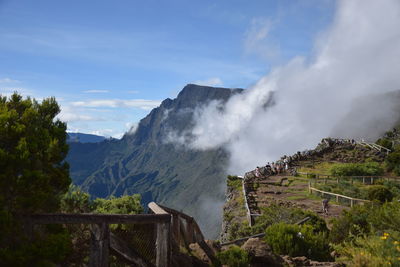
[227,175,242,191]
[330,202,400,244]
[215,246,250,267]
[335,231,400,266]
[227,203,328,240]
[264,223,331,261]
[330,162,384,177]
[0,93,71,266]
[386,150,400,175]
[367,185,394,203]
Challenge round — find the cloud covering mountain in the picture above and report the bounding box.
[169,0,400,174]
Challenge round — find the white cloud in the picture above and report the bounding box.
[127,90,140,94]
[71,99,161,110]
[244,18,280,61]
[192,77,223,87]
[0,78,20,83]
[58,112,95,122]
[83,90,109,93]
[169,0,400,174]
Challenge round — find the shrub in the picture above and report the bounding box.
[334,231,400,266]
[330,202,400,244]
[250,204,328,235]
[367,186,393,203]
[376,138,393,150]
[215,246,250,267]
[227,175,243,190]
[330,205,371,244]
[330,162,384,177]
[264,223,331,261]
[385,151,400,175]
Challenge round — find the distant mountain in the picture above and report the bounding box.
[66,84,244,238]
[67,132,107,143]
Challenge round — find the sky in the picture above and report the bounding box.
[168,0,400,174]
[0,0,335,138]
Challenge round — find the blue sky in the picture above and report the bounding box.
[0,0,335,137]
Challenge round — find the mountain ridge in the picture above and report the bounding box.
[66,84,244,238]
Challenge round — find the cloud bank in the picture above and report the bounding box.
[71,99,161,110]
[172,0,400,174]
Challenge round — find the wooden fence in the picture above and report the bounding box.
[298,172,400,185]
[308,182,370,207]
[25,213,171,267]
[148,202,216,264]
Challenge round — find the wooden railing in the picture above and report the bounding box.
[148,202,217,264]
[308,182,370,207]
[298,172,400,184]
[25,213,172,267]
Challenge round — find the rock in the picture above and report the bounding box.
[282,255,344,266]
[241,238,284,267]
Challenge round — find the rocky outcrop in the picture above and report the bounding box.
[241,238,283,267]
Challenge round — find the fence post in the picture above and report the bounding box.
[362,177,365,184]
[90,223,110,267]
[350,199,354,207]
[336,195,339,203]
[156,220,171,267]
[308,181,311,194]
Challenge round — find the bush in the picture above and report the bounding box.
[330,202,400,244]
[376,138,393,150]
[330,162,384,177]
[215,246,250,267]
[367,185,393,203]
[250,204,328,235]
[385,151,400,175]
[264,223,331,261]
[330,205,371,244]
[227,175,242,190]
[334,231,400,266]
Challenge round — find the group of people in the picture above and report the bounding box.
[250,138,361,179]
[321,138,356,148]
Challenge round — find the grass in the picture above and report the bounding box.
[297,161,336,175]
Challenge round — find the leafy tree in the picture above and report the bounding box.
[0,93,71,265]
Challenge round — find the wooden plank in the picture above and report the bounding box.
[109,232,154,267]
[90,223,110,267]
[27,213,170,224]
[309,187,370,203]
[156,222,171,267]
[148,202,169,215]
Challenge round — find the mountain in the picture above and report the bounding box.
[67,132,107,143]
[66,84,244,238]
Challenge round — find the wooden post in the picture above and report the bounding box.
[371,177,374,185]
[336,195,339,203]
[350,199,354,207]
[172,214,181,249]
[90,223,110,267]
[362,177,365,184]
[156,221,171,267]
[308,181,311,194]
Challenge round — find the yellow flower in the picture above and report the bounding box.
[384,232,390,237]
[394,241,399,245]
[381,236,388,240]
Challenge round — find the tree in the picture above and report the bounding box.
[0,93,71,265]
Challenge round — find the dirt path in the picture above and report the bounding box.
[246,174,348,223]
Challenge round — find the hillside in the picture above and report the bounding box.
[66,84,243,238]
[218,129,400,265]
[67,132,107,143]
